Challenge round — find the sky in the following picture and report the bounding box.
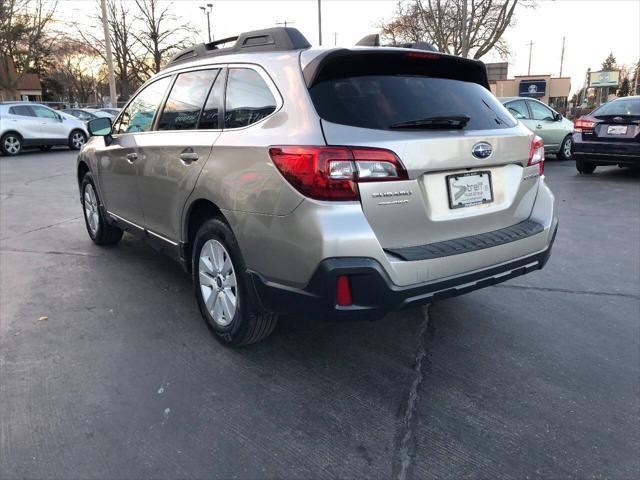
[55,0,640,95]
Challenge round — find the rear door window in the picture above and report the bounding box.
[505,100,530,120]
[9,105,34,117]
[224,68,277,129]
[158,69,220,131]
[310,75,515,131]
[199,70,225,130]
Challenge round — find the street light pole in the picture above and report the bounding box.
[200,3,213,43]
[317,0,322,46]
[100,0,117,108]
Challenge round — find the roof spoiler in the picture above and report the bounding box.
[167,27,311,67]
[355,33,438,52]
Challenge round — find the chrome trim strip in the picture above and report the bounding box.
[107,211,143,230]
[147,229,179,246]
[106,211,178,246]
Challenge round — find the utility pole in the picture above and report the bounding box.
[276,20,294,28]
[527,40,533,75]
[317,0,322,46]
[559,36,566,77]
[100,0,117,108]
[200,3,213,43]
[334,32,338,46]
[461,0,468,57]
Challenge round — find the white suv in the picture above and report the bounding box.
[0,102,89,155]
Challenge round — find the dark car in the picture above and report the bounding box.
[572,96,640,174]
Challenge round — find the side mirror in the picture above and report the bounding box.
[56,113,63,121]
[88,117,112,136]
[554,112,563,122]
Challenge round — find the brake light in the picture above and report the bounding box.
[268,146,408,201]
[574,118,595,132]
[528,135,545,175]
[336,275,352,306]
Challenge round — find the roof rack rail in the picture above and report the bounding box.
[355,33,438,52]
[166,27,311,67]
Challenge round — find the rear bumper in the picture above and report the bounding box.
[572,133,640,164]
[250,222,557,321]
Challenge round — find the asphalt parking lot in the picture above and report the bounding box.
[1,149,638,479]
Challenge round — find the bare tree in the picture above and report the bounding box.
[133,0,195,77]
[0,0,57,95]
[76,0,140,100]
[380,0,530,59]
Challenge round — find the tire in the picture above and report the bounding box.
[69,129,87,150]
[81,172,123,245]
[192,218,278,347]
[557,135,573,161]
[576,158,596,174]
[1,132,23,156]
[39,145,53,152]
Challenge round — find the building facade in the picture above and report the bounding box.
[0,57,43,102]
[490,75,571,113]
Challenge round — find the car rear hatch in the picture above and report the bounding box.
[304,49,540,250]
[577,98,640,143]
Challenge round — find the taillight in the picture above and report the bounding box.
[268,146,408,201]
[528,135,545,175]
[574,118,595,132]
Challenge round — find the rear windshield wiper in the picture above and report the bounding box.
[389,115,471,129]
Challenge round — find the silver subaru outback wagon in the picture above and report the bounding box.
[77,28,557,347]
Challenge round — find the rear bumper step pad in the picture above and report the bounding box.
[385,219,544,261]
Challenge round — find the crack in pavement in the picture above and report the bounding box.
[0,216,82,241]
[0,247,105,258]
[393,304,432,480]
[493,283,639,299]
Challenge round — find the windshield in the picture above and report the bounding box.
[310,75,516,131]
[593,97,640,116]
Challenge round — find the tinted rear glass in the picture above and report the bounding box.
[593,98,640,116]
[9,105,33,116]
[310,75,516,131]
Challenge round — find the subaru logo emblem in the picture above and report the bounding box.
[472,142,492,159]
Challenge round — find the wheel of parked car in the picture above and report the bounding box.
[1,132,23,156]
[576,158,596,174]
[69,130,87,150]
[39,145,53,152]
[558,135,573,161]
[192,218,278,347]
[81,172,123,245]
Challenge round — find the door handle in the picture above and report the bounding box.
[126,152,138,163]
[179,150,199,163]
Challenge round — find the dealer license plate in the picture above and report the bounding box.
[447,171,493,209]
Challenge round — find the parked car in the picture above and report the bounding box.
[99,108,121,116]
[77,28,557,346]
[62,108,101,122]
[500,97,574,160]
[572,96,640,174]
[86,108,116,120]
[0,102,89,155]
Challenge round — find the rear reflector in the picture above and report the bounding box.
[528,135,545,175]
[268,146,408,201]
[336,275,352,306]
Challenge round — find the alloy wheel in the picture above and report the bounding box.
[4,136,21,155]
[198,239,238,327]
[83,183,99,235]
[72,132,86,149]
[563,138,572,159]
